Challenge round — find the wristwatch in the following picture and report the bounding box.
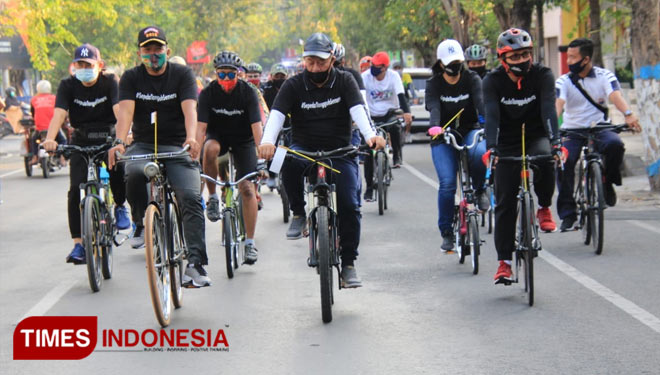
[624,110,633,117]
[112,138,125,147]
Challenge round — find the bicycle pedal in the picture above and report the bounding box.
[494,278,513,286]
[307,257,318,267]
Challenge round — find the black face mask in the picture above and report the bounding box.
[568,57,586,75]
[508,60,531,77]
[272,78,285,89]
[305,68,330,84]
[470,66,487,77]
[444,62,463,76]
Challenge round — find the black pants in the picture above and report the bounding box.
[68,149,126,239]
[494,138,555,261]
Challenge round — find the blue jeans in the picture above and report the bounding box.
[431,129,487,234]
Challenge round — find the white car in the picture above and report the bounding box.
[403,68,432,134]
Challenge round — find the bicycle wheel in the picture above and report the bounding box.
[236,195,244,266]
[223,210,236,278]
[101,205,113,280]
[41,157,50,178]
[280,184,290,223]
[377,151,386,215]
[316,206,333,323]
[454,207,465,263]
[468,215,480,275]
[24,157,32,177]
[144,204,172,327]
[168,203,184,308]
[521,193,534,306]
[82,197,102,292]
[577,165,591,245]
[588,163,606,255]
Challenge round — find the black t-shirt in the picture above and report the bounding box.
[272,68,364,151]
[425,69,484,141]
[55,73,118,130]
[338,66,365,90]
[483,64,559,154]
[119,63,198,146]
[198,80,261,142]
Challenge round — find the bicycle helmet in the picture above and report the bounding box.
[496,28,533,57]
[332,43,345,61]
[213,51,243,70]
[392,60,403,69]
[465,44,488,61]
[246,62,263,73]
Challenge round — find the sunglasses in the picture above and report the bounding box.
[505,50,531,62]
[217,71,237,80]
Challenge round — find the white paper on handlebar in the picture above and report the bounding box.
[269,146,287,174]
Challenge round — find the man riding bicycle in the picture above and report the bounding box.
[465,44,490,79]
[258,32,385,288]
[107,26,209,287]
[198,51,263,265]
[555,38,641,231]
[483,28,562,284]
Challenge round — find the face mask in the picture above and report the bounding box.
[248,78,260,86]
[272,78,285,89]
[305,69,329,84]
[141,53,167,70]
[370,66,383,77]
[470,66,487,77]
[508,60,531,77]
[444,62,463,76]
[75,68,98,83]
[218,78,238,92]
[568,57,586,75]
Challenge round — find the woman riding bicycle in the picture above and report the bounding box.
[425,39,489,252]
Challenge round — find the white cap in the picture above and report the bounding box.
[436,39,465,65]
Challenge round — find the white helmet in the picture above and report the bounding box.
[36,80,52,94]
[436,39,465,65]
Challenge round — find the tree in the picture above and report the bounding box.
[492,0,535,31]
[630,0,660,190]
[588,0,603,67]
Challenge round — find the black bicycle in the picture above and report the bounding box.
[117,146,189,327]
[363,116,402,215]
[560,122,630,255]
[276,127,291,223]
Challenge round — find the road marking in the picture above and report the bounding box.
[0,168,22,178]
[17,279,78,324]
[627,220,660,235]
[406,161,660,335]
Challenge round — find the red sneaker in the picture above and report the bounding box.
[494,261,512,284]
[537,207,556,232]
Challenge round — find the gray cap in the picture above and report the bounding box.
[303,33,334,59]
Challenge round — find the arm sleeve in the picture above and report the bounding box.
[482,75,501,149]
[261,110,286,145]
[54,79,71,111]
[470,73,485,122]
[425,78,441,127]
[179,67,199,101]
[540,69,560,143]
[397,93,410,113]
[197,88,210,123]
[350,104,376,140]
[246,87,262,124]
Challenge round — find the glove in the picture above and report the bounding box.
[552,145,568,163]
[478,114,485,125]
[482,148,498,166]
[428,126,444,137]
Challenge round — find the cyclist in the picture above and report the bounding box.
[42,43,131,264]
[425,39,489,252]
[258,32,385,288]
[483,28,561,284]
[359,56,372,73]
[361,51,412,201]
[199,51,263,264]
[245,62,264,90]
[555,38,641,231]
[107,26,209,287]
[465,44,489,78]
[30,80,67,165]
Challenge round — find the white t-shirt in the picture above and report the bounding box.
[361,69,405,117]
[556,66,620,129]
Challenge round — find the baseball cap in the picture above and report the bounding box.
[73,44,102,64]
[271,63,288,75]
[138,26,167,47]
[371,52,390,67]
[436,39,464,65]
[302,33,334,59]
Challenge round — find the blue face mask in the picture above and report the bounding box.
[75,68,98,83]
[370,66,383,77]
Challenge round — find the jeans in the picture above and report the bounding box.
[124,143,207,265]
[556,130,625,220]
[431,129,487,234]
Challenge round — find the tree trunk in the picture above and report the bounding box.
[493,2,511,30]
[536,0,545,64]
[511,0,534,31]
[589,0,604,67]
[630,0,660,190]
[441,0,467,45]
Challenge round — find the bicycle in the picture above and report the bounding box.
[442,128,484,274]
[20,119,65,178]
[362,116,402,215]
[284,145,359,323]
[276,127,291,223]
[57,140,125,292]
[201,156,261,279]
[482,167,495,234]
[116,146,188,327]
[559,122,631,255]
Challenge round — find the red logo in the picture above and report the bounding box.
[14,316,98,360]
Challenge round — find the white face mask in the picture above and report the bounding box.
[75,66,99,83]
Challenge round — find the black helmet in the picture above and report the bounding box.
[213,51,243,70]
[496,28,533,57]
[332,43,345,61]
[5,86,16,97]
[246,62,263,73]
[465,45,488,61]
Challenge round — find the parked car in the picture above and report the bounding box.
[403,67,432,134]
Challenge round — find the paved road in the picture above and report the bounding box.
[1,136,659,374]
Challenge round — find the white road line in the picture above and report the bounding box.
[406,161,660,335]
[0,168,22,178]
[627,220,660,235]
[17,279,78,324]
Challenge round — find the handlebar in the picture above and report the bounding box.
[115,144,191,162]
[497,154,555,163]
[560,123,630,137]
[443,129,484,151]
[285,146,358,160]
[201,170,261,187]
[56,143,113,156]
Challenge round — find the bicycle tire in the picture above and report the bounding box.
[41,157,50,179]
[223,210,236,278]
[454,207,465,263]
[24,157,32,177]
[236,195,244,266]
[168,203,184,308]
[589,163,606,255]
[101,204,113,280]
[522,192,534,306]
[578,164,592,245]
[280,185,290,223]
[469,215,480,275]
[82,197,102,292]
[317,206,333,323]
[144,204,172,327]
[377,151,385,215]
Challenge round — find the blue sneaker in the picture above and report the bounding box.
[66,243,86,265]
[115,205,131,230]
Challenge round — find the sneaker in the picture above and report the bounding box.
[114,205,131,230]
[341,265,362,288]
[131,226,145,249]
[287,215,307,240]
[537,207,556,232]
[441,231,455,252]
[477,190,491,212]
[560,216,577,232]
[206,196,221,222]
[244,243,258,265]
[363,188,375,202]
[604,182,617,207]
[494,261,513,284]
[392,163,401,169]
[66,243,86,265]
[183,263,212,288]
